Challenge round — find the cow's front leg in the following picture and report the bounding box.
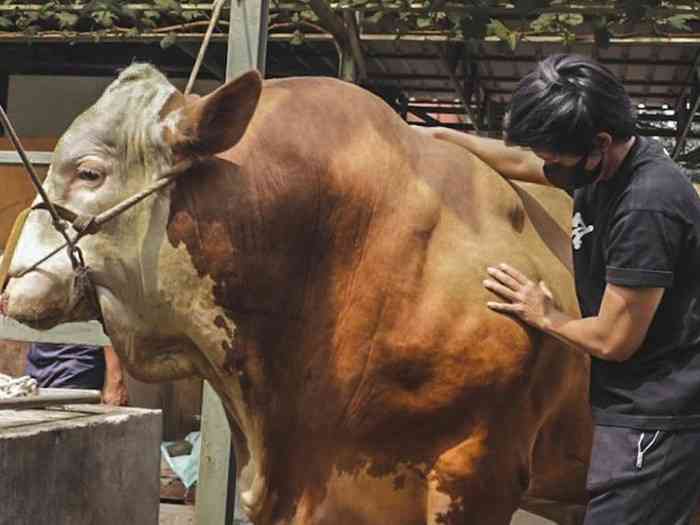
[427,427,526,525]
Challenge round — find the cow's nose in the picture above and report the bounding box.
[0,293,8,316]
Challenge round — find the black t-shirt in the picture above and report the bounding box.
[573,136,700,430]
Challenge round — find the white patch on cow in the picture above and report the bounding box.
[161,106,182,138]
[157,239,270,518]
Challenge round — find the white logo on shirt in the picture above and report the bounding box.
[572,212,594,250]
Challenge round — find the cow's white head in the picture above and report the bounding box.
[1,64,262,330]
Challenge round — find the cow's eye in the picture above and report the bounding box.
[77,169,102,182]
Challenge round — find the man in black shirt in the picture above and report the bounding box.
[420,54,700,523]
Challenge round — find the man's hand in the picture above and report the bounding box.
[483,262,664,362]
[483,263,557,330]
[102,378,129,406]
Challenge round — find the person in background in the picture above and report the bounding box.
[26,342,128,406]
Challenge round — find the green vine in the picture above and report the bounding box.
[0,1,699,49]
[0,1,209,46]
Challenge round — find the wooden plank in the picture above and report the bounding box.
[0,387,101,410]
[0,150,53,164]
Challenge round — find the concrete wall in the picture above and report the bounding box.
[0,405,161,525]
[6,74,221,138]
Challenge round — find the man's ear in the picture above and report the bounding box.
[170,69,263,158]
[595,132,613,151]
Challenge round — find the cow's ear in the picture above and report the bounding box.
[171,69,262,157]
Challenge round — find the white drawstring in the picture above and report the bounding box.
[636,430,661,469]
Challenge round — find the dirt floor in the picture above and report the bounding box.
[160,504,194,525]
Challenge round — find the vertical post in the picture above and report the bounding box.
[196,383,236,524]
[227,0,269,77]
[0,73,9,136]
[195,1,269,524]
[338,47,357,83]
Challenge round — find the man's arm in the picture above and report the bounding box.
[484,263,664,361]
[102,345,129,406]
[413,126,550,186]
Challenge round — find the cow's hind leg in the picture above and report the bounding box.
[426,431,526,525]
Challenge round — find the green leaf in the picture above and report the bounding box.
[92,10,117,28]
[662,14,699,32]
[0,16,12,29]
[487,18,510,39]
[416,16,432,28]
[365,11,384,24]
[487,18,518,51]
[563,30,577,46]
[558,13,584,27]
[290,29,305,45]
[507,31,518,51]
[15,13,39,30]
[160,33,177,49]
[38,1,58,20]
[300,9,319,22]
[56,12,79,29]
[154,0,181,11]
[530,13,556,33]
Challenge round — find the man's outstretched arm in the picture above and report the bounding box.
[414,126,550,186]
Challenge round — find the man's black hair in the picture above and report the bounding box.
[503,54,637,156]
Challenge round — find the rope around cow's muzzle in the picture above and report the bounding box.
[0,204,101,320]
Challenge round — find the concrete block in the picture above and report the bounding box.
[0,404,162,525]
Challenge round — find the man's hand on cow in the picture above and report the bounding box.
[483,263,556,330]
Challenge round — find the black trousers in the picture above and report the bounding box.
[584,425,700,525]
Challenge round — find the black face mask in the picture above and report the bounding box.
[543,149,604,190]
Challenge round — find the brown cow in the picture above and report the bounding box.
[1,64,592,524]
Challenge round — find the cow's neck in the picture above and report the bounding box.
[155,84,400,521]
